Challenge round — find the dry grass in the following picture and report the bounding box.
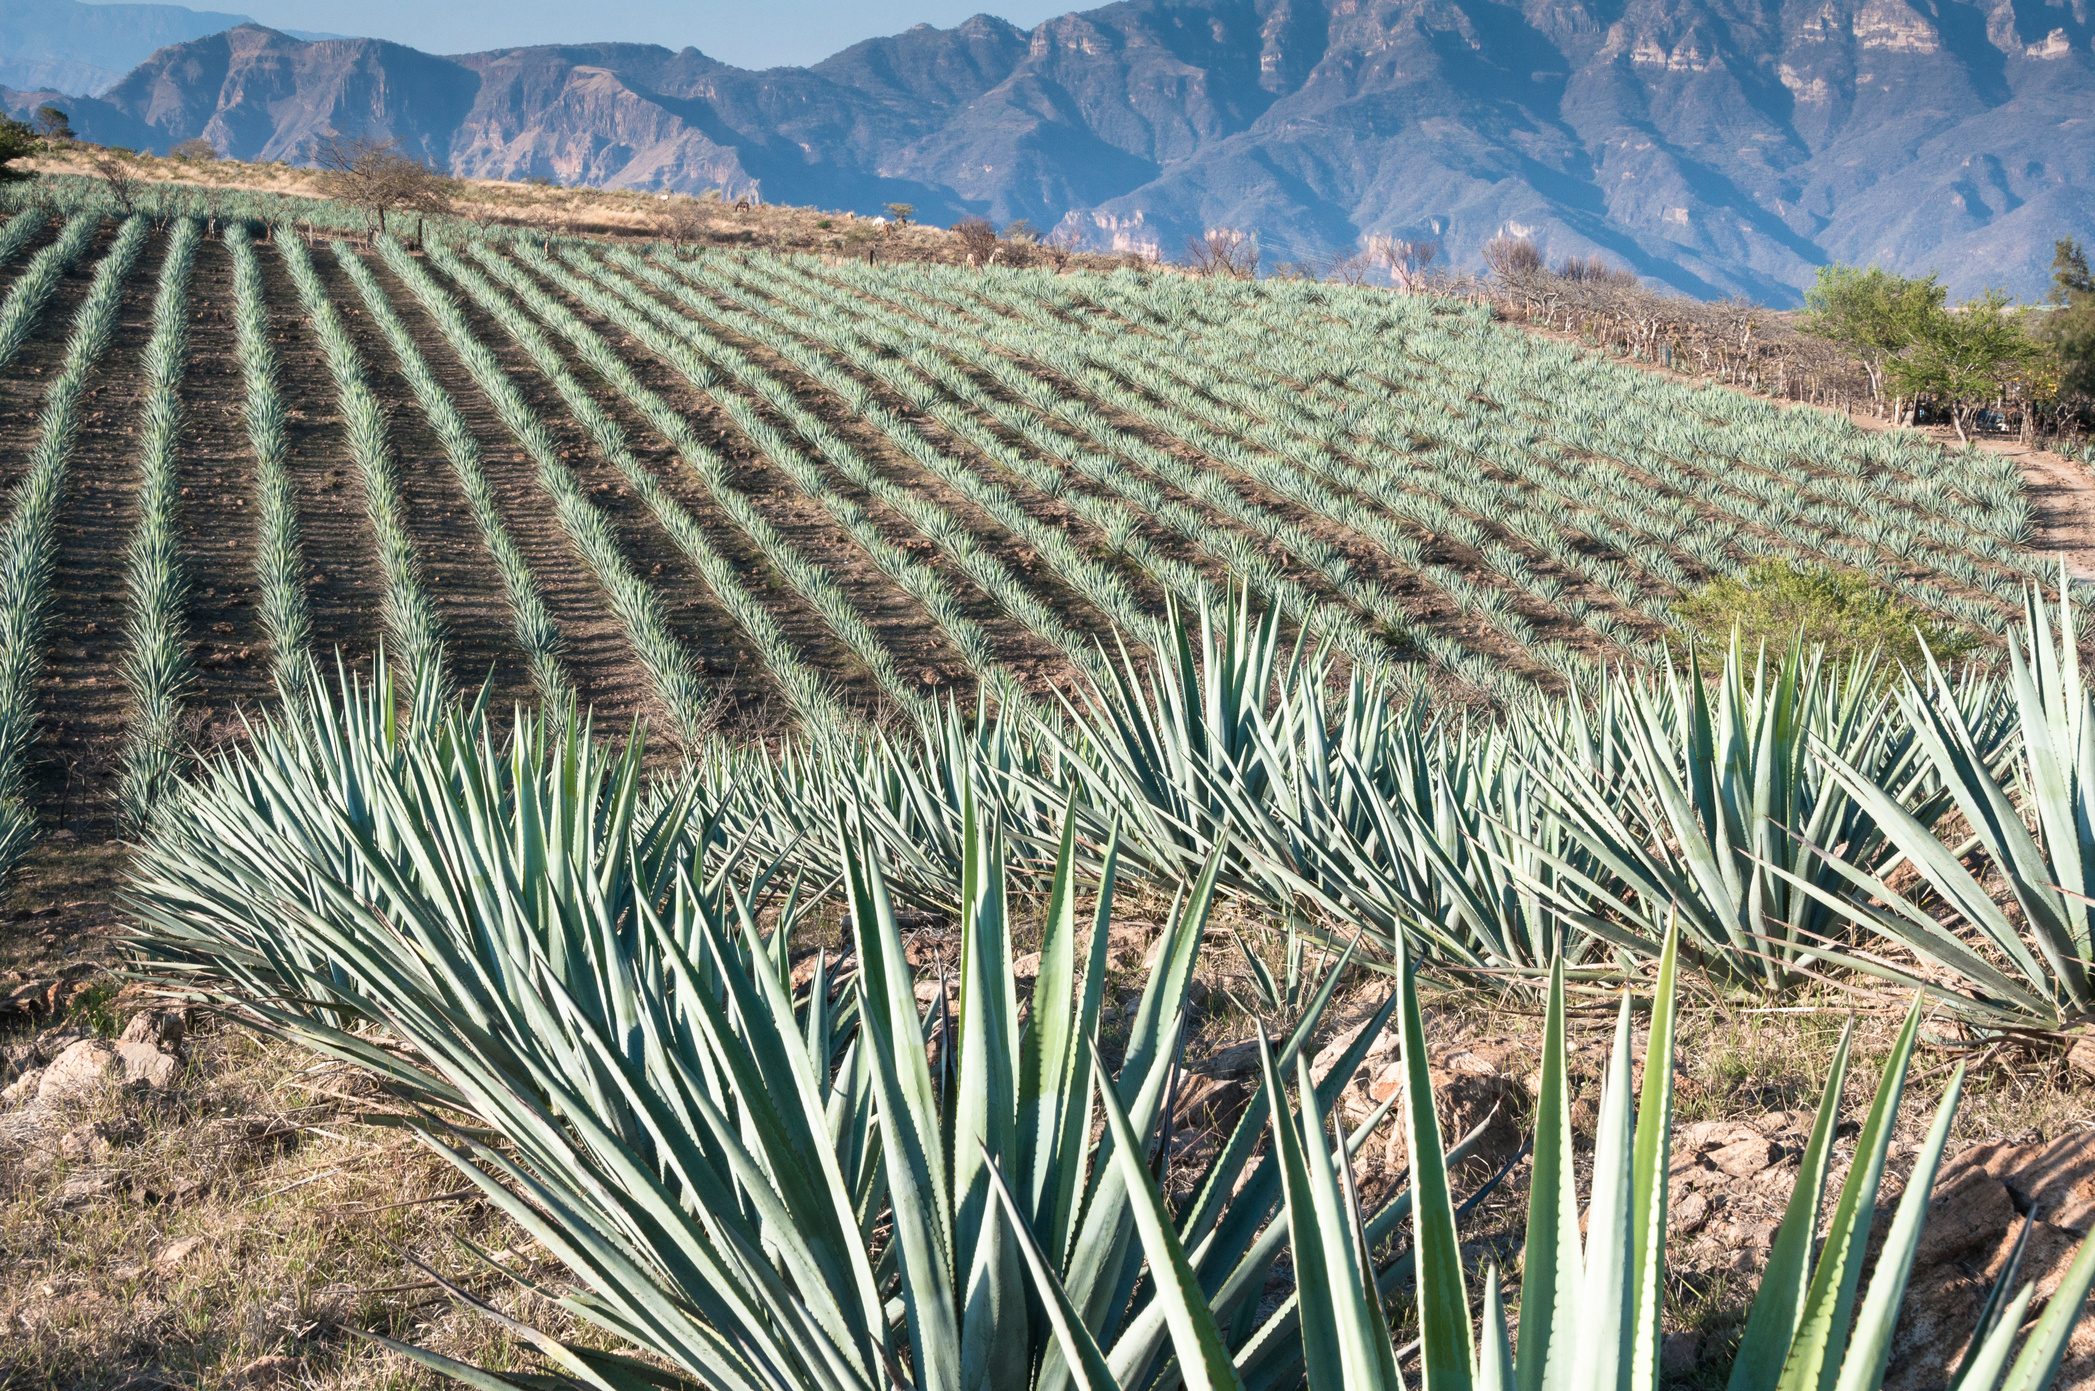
[16,148,1146,272]
[1,870,2089,1387]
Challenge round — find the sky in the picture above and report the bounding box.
[104,0,1072,66]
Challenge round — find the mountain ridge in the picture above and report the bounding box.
[6,0,2094,303]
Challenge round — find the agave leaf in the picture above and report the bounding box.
[1516,952,1581,1391]
[1295,1047,1405,1386]
[1569,994,1636,1391]
[842,816,960,1391]
[1257,1030,1346,1391]
[1771,996,1924,1391]
[981,1143,1125,1391]
[1831,1064,1967,1391]
[1951,1286,2039,1391]
[1997,1224,2095,1391]
[1479,1266,1516,1391]
[1089,1041,1247,1391]
[1628,920,1681,1391]
[1727,1019,1856,1391]
[1396,931,1473,1391]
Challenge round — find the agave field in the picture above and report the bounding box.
[3,181,2095,1389]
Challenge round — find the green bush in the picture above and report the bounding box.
[1674,558,1976,670]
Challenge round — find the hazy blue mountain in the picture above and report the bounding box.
[8,0,2094,302]
[0,0,288,94]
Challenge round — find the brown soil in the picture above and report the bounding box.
[173,236,276,752]
[587,260,1098,706]
[26,224,171,844]
[634,263,1166,671]
[502,249,1006,722]
[353,248,675,742]
[306,247,536,710]
[251,237,387,673]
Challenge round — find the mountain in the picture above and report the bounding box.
[0,0,337,95]
[7,0,2094,303]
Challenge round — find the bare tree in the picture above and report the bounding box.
[1183,227,1258,279]
[1323,250,1371,286]
[1375,237,1442,291]
[1482,235,1544,281]
[657,194,711,258]
[88,150,143,215]
[171,137,219,162]
[1555,252,1637,286]
[953,215,997,265]
[313,134,456,240]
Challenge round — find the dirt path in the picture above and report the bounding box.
[174,236,276,752]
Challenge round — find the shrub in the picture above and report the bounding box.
[1674,557,1975,670]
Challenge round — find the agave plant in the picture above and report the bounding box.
[1794,577,2095,1032]
[1502,630,2008,993]
[129,661,1513,1390]
[1031,926,2095,1391]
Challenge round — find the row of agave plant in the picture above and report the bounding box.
[130,643,2095,1390]
[671,571,2087,1040]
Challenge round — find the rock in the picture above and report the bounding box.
[114,1039,181,1089]
[155,1235,207,1270]
[1882,1133,2095,1391]
[2067,1033,2095,1082]
[36,1040,121,1102]
[1193,1038,1262,1081]
[232,1355,301,1386]
[119,1009,185,1053]
[1661,1332,1702,1377]
[1,1067,43,1106]
[1172,1074,1251,1136]
[1314,1021,1525,1175]
[1673,1189,1712,1235]
[53,1119,141,1163]
[1707,1137,1783,1178]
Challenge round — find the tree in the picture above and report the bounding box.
[1183,227,1258,279]
[883,202,915,226]
[1886,288,2044,444]
[0,118,35,185]
[312,134,456,238]
[1482,234,1543,282]
[31,106,73,143]
[1799,263,1943,407]
[2037,237,2095,399]
[952,215,996,265]
[88,148,143,213]
[170,136,218,162]
[656,194,710,257]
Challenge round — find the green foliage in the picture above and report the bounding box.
[1675,558,1974,671]
[1800,263,1944,395]
[1115,934,2095,1391]
[2038,237,2095,398]
[127,661,1480,1391]
[1888,287,2047,439]
[0,117,35,184]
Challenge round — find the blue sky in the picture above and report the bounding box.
[109,0,1071,65]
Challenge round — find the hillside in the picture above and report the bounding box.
[5,0,2094,303]
[0,192,2092,1387]
[0,0,334,96]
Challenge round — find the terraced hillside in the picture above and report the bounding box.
[0,201,2051,860]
